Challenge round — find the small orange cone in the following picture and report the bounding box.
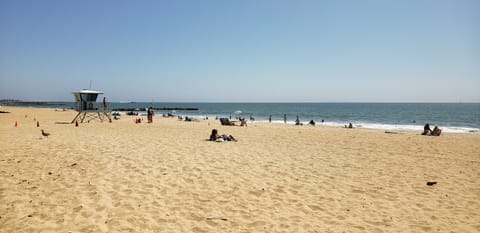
[15,121,18,127]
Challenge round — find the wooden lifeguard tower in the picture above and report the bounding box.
[71,89,111,123]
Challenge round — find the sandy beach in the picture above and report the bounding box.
[1,107,479,232]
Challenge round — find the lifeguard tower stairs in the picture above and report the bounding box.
[71,89,111,123]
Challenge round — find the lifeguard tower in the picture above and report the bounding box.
[71,89,111,123]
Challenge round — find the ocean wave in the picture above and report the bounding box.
[154,111,480,134]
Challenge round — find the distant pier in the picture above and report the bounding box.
[112,107,199,111]
[0,100,69,106]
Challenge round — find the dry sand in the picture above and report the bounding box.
[1,107,479,232]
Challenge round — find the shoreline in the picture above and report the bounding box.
[3,103,479,134]
[2,106,479,134]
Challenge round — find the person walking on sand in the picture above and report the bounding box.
[284,114,287,124]
[269,115,272,123]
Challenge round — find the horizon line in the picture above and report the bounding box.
[1,99,479,104]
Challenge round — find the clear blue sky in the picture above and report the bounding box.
[1,0,479,102]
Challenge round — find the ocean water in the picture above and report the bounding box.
[152,103,479,133]
[10,102,480,133]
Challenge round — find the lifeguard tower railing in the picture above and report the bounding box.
[71,90,111,123]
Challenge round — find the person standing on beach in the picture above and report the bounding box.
[284,114,287,124]
[147,107,151,123]
[269,115,272,123]
[103,97,108,110]
[147,107,154,123]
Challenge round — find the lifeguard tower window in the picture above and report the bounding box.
[82,94,98,102]
[81,93,98,110]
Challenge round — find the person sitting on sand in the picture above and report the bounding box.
[209,129,237,142]
[209,129,219,141]
[309,120,315,126]
[240,119,247,127]
[431,126,442,136]
[345,122,353,128]
[295,116,303,125]
[422,124,432,135]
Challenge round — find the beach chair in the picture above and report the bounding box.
[220,118,235,126]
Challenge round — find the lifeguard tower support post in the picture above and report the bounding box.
[71,89,111,123]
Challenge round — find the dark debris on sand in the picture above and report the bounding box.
[426,181,437,186]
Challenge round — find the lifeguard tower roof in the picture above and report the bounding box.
[72,89,104,94]
[72,89,104,104]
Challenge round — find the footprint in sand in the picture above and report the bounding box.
[188,213,204,221]
[307,205,324,211]
[248,189,264,197]
[247,220,267,228]
[191,226,208,233]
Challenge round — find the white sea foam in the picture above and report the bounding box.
[255,120,479,133]
[157,112,479,134]
[351,123,478,133]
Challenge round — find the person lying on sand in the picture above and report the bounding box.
[209,129,237,142]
